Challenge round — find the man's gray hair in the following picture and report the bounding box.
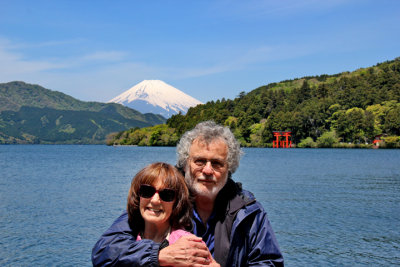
[176,121,242,174]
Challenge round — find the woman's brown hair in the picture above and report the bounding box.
[127,162,192,233]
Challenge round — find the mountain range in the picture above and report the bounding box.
[0,81,166,144]
[108,80,202,118]
[111,58,400,148]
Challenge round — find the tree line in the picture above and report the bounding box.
[109,58,400,148]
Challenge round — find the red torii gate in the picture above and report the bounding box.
[273,131,292,148]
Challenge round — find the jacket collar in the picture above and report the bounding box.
[214,176,256,218]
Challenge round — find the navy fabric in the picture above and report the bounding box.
[225,191,284,266]
[192,208,216,256]
[91,212,160,267]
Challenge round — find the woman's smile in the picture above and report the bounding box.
[145,206,164,214]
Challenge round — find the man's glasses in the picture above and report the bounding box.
[138,184,176,202]
[190,157,227,172]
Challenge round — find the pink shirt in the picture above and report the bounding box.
[168,229,192,244]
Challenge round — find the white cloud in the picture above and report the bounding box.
[158,42,320,80]
[4,38,86,50]
[0,37,139,101]
[80,51,128,62]
[0,43,65,77]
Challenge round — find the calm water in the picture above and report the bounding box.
[0,145,399,266]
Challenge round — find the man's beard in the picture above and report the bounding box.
[184,165,227,200]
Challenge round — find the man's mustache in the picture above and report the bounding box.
[197,176,217,183]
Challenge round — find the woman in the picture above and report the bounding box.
[127,163,220,266]
[127,162,195,246]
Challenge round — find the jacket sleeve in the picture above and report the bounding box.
[246,204,284,267]
[91,212,160,267]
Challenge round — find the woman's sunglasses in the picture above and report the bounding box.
[139,184,176,202]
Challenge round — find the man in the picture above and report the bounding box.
[92,121,284,266]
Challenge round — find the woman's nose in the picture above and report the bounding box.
[150,192,161,203]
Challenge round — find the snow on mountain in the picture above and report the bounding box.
[108,80,202,118]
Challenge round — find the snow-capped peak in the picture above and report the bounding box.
[108,80,202,118]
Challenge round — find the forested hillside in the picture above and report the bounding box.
[0,82,166,144]
[111,58,400,148]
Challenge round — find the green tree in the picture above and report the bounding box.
[297,137,317,148]
[384,106,400,135]
[335,108,374,143]
[316,131,339,148]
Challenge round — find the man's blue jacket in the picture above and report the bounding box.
[92,178,284,266]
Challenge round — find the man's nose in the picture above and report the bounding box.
[202,161,214,175]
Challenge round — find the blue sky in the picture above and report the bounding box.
[1,0,399,103]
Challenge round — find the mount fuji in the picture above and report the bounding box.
[108,80,202,118]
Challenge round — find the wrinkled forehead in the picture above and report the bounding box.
[192,135,227,146]
[189,137,228,158]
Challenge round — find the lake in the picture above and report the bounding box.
[0,145,399,266]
